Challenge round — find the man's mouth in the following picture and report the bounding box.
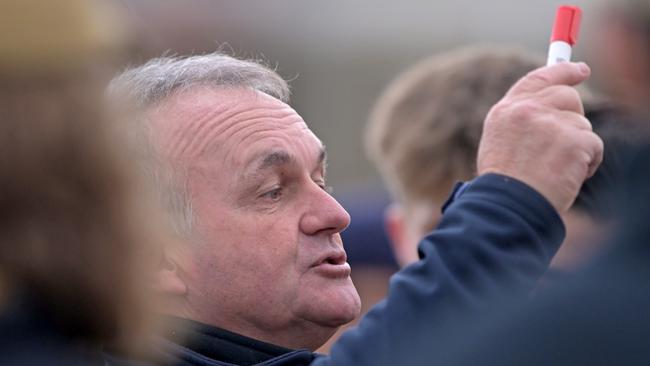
[311,250,351,278]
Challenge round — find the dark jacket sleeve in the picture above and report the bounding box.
[311,173,565,366]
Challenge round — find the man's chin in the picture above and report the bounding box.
[295,279,361,328]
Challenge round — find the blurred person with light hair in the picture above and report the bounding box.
[365,46,631,275]
[0,0,166,364]
[106,48,603,366]
[366,46,544,267]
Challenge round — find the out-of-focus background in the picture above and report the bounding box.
[5,0,650,361]
[116,0,593,192]
[113,0,598,351]
[113,0,596,336]
[115,0,597,267]
[5,0,650,365]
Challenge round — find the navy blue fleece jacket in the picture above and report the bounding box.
[107,173,565,366]
[312,173,564,366]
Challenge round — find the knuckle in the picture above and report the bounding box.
[525,70,552,87]
[580,132,603,156]
[592,134,605,153]
[558,86,581,103]
[545,86,583,112]
[566,114,592,131]
[486,101,507,123]
[510,100,541,121]
[580,116,594,131]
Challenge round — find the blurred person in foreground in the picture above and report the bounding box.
[0,0,166,364]
[366,45,632,274]
[433,1,650,364]
[588,0,650,119]
[106,49,602,365]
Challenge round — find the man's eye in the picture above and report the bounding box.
[324,185,334,195]
[316,181,333,195]
[261,187,283,200]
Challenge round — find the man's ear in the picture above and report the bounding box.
[151,247,188,297]
[384,203,416,268]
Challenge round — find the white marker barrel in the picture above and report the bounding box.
[546,40,572,66]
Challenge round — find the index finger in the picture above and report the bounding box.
[507,62,591,96]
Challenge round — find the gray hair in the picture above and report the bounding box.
[109,52,291,238]
[109,52,290,108]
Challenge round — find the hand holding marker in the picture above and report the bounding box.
[547,5,582,66]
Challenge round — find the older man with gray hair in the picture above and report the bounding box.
[107,52,602,366]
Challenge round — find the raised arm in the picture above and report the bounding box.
[313,62,603,366]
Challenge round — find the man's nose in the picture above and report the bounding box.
[300,183,351,237]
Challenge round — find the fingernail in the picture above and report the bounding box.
[577,62,590,75]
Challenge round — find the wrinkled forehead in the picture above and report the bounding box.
[145,86,320,161]
[147,86,289,135]
[156,86,280,117]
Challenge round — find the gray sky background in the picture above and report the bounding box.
[116,0,595,191]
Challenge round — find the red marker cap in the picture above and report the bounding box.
[550,5,582,46]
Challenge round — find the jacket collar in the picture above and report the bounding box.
[162,316,294,366]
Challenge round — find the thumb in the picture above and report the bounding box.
[507,62,591,96]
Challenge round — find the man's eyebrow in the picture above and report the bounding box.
[318,146,327,167]
[259,151,293,170]
[256,146,326,170]
[239,151,292,185]
[246,146,327,181]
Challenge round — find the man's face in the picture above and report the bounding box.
[149,86,360,349]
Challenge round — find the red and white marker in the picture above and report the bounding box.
[547,5,582,66]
